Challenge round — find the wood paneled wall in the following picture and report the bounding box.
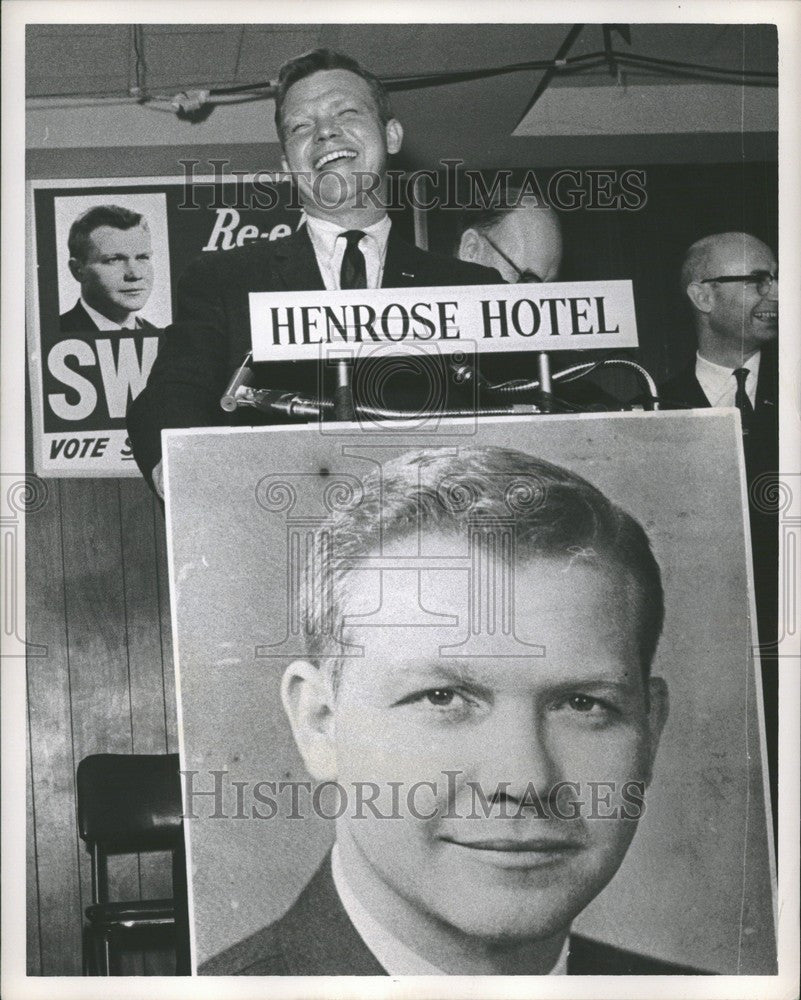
[26,475,177,975]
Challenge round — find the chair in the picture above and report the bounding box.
[76,753,190,975]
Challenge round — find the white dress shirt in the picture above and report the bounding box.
[695,350,761,408]
[80,297,143,331]
[304,214,392,291]
[331,845,569,976]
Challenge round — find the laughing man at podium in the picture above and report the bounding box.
[127,48,501,497]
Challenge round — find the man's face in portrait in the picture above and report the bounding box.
[280,68,403,220]
[285,529,668,942]
[69,223,154,324]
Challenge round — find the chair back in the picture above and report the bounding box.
[77,753,182,853]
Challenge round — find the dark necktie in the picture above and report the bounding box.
[339,230,367,290]
[733,367,754,434]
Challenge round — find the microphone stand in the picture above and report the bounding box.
[332,358,357,422]
[219,356,661,420]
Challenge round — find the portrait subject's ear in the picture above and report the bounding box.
[68,257,83,282]
[385,119,403,155]
[458,228,481,262]
[280,659,338,781]
[644,676,670,785]
[686,281,713,314]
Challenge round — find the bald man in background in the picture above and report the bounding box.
[661,231,778,418]
[660,230,778,491]
[457,198,563,284]
[661,230,779,835]
[455,194,619,411]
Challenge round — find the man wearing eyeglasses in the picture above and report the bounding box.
[662,231,778,420]
[456,197,563,285]
[661,230,779,836]
[455,194,620,412]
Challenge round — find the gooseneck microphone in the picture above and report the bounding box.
[220,352,255,412]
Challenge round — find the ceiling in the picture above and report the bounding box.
[25,23,778,168]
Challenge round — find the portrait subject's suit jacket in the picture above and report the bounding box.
[59,299,157,333]
[126,225,502,487]
[199,857,711,977]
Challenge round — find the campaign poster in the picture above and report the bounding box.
[27,175,301,477]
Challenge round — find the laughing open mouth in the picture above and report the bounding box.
[314,149,358,170]
[753,310,778,321]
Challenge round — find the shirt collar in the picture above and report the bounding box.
[695,350,761,407]
[331,845,569,976]
[305,214,391,261]
[80,296,139,331]
[304,212,391,241]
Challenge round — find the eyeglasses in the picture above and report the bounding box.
[700,270,778,297]
[482,232,544,284]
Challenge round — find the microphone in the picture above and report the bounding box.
[220,352,255,412]
[238,387,328,419]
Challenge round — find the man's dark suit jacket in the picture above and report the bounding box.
[199,858,709,976]
[126,226,502,487]
[60,299,156,333]
[659,343,778,474]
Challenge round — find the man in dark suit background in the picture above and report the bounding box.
[61,204,155,332]
[660,231,779,829]
[127,48,501,497]
[660,231,777,435]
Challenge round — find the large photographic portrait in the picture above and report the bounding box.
[165,413,776,978]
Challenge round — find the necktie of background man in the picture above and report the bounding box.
[733,367,754,435]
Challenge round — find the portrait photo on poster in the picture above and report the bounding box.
[164,412,776,979]
[53,192,172,329]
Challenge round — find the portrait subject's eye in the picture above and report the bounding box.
[568,694,601,712]
[558,693,620,724]
[393,686,480,721]
[424,688,456,706]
